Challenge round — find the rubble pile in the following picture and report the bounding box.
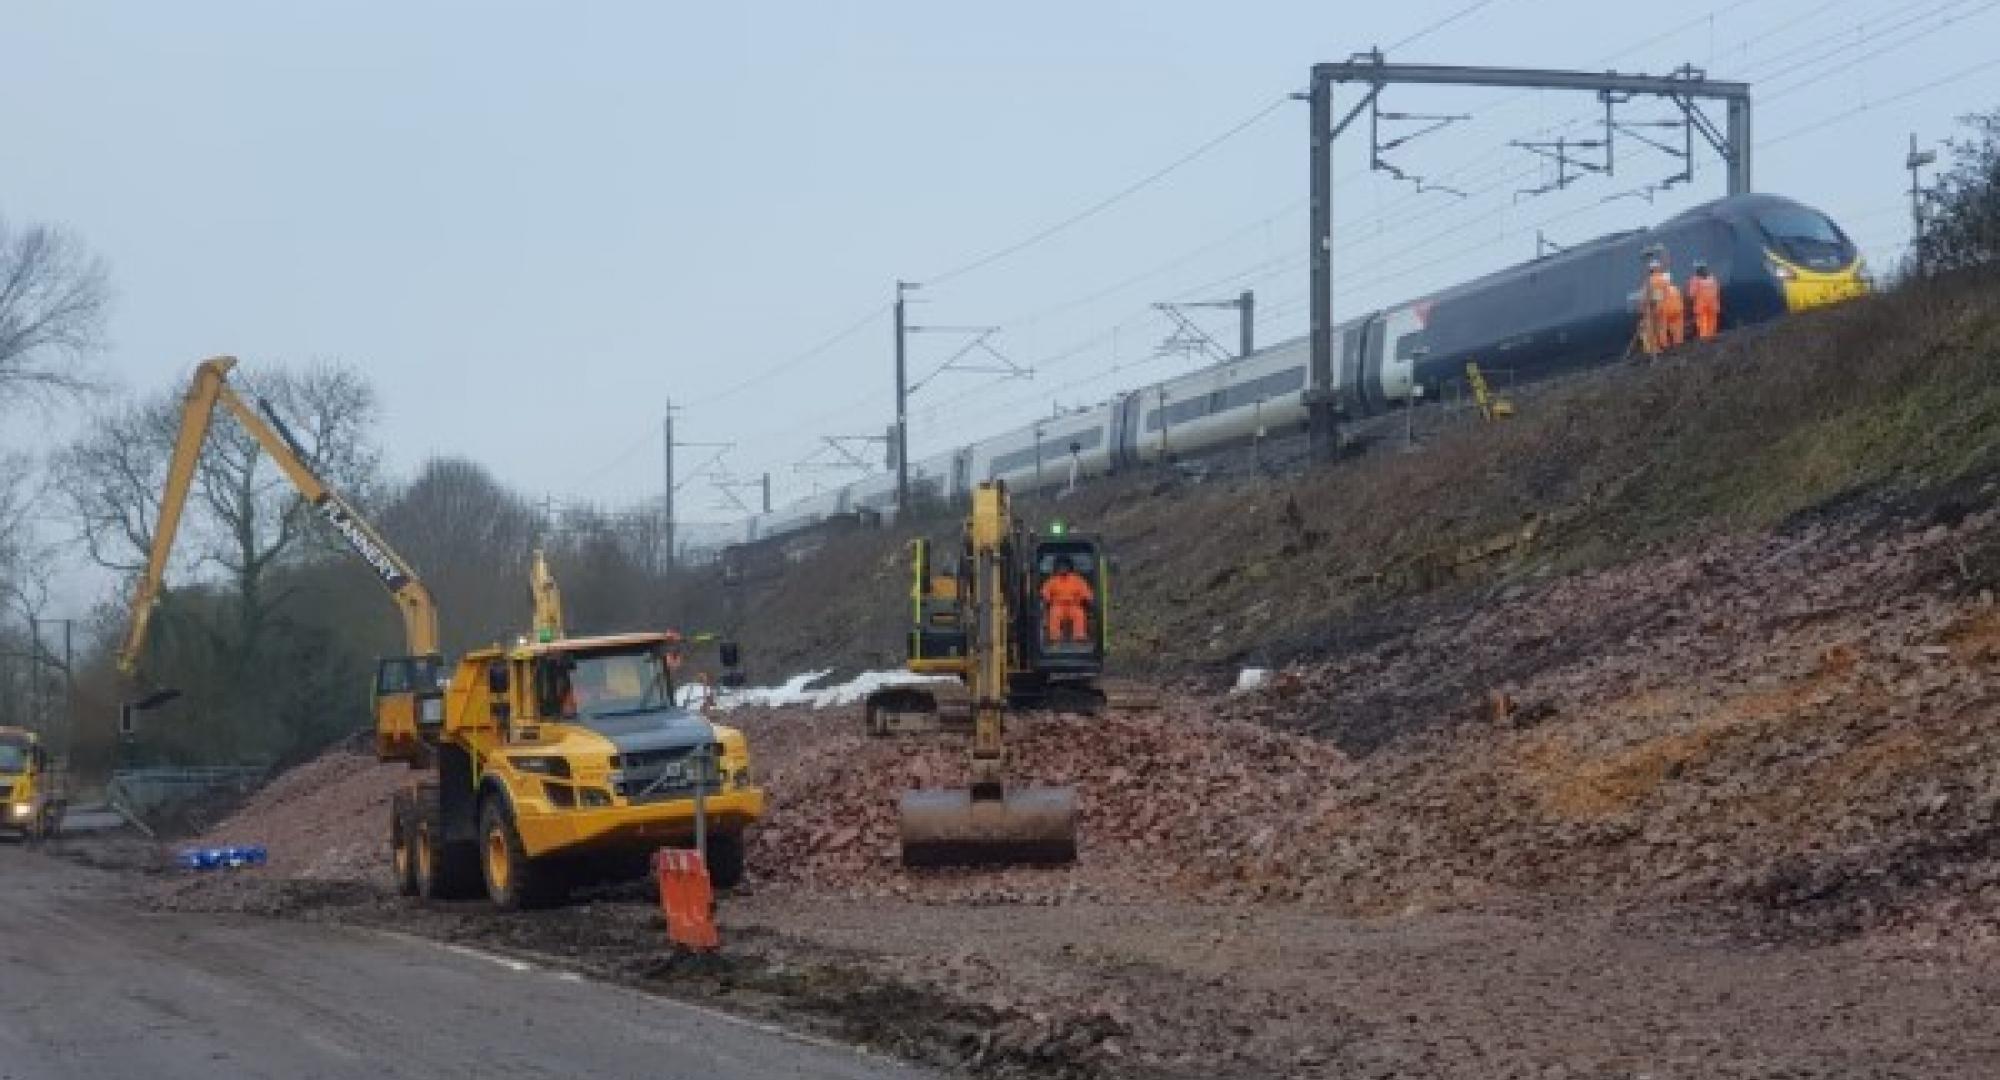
[187,749,406,882]
[734,702,1354,903]
[1213,495,2000,926]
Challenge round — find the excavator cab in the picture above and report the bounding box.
[373,653,447,764]
[1028,535,1106,664]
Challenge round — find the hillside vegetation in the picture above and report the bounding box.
[704,271,2000,686]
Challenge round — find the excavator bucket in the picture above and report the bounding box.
[898,786,1078,867]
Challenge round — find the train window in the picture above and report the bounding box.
[1144,395,1213,432]
[1757,207,1852,262]
[987,427,1103,475]
[1394,332,1428,361]
[1219,367,1306,410]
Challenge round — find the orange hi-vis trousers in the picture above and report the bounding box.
[1045,604,1090,643]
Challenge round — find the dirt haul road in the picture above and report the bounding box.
[0,843,931,1080]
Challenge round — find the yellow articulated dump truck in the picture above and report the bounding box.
[391,627,764,909]
[0,727,66,843]
[120,356,764,909]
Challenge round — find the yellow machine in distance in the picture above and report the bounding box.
[0,727,67,843]
[867,480,1102,867]
[121,356,764,909]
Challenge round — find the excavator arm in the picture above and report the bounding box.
[117,355,441,762]
[897,481,1078,867]
[530,549,564,642]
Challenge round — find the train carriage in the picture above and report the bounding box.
[724,193,1864,554]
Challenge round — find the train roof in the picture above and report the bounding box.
[1408,192,1830,311]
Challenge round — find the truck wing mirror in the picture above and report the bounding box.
[487,665,509,695]
[719,641,740,669]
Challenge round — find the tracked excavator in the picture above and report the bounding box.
[864,480,1105,866]
[119,356,765,909]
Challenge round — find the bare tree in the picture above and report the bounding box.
[54,360,381,655]
[378,457,541,652]
[1913,108,2000,277]
[0,218,109,406]
[191,363,380,643]
[50,396,178,576]
[0,460,60,736]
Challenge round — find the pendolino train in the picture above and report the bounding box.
[725,192,1867,549]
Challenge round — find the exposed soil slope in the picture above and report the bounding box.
[709,273,2000,682]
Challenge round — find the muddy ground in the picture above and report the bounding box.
[95,485,2000,1079]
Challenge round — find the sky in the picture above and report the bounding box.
[5,0,1998,571]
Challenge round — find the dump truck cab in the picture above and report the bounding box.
[0,727,66,843]
[390,631,765,909]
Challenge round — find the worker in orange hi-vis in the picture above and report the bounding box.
[1652,260,1687,349]
[1688,260,1722,339]
[1039,556,1095,644]
[1638,257,1666,356]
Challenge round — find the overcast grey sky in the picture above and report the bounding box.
[6,0,1997,544]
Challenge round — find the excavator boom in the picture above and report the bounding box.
[117,356,441,762]
[895,481,1079,867]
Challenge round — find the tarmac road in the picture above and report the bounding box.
[0,845,933,1080]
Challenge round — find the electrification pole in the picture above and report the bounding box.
[1238,290,1255,357]
[62,621,72,763]
[662,399,675,570]
[1907,133,1937,275]
[26,617,40,737]
[893,280,916,514]
[1307,72,1338,461]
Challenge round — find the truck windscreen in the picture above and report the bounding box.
[0,742,27,773]
[539,648,676,721]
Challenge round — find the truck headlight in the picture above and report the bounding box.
[9,803,31,819]
[733,767,753,790]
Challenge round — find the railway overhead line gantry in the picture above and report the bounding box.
[1303,51,1753,459]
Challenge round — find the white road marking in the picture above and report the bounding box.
[439,941,535,972]
[371,928,908,1065]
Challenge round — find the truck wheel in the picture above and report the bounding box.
[389,794,419,897]
[414,802,480,901]
[40,805,60,843]
[706,831,746,889]
[479,798,566,911]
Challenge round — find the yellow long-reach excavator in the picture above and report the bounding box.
[867,480,1102,867]
[120,356,764,908]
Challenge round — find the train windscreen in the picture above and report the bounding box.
[1756,206,1855,271]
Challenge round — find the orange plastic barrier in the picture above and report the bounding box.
[654,847,719,951]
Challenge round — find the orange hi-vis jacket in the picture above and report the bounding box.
[1040,570,1095,640]
[1649,269,1684,317]
[1688,274,1720,316]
